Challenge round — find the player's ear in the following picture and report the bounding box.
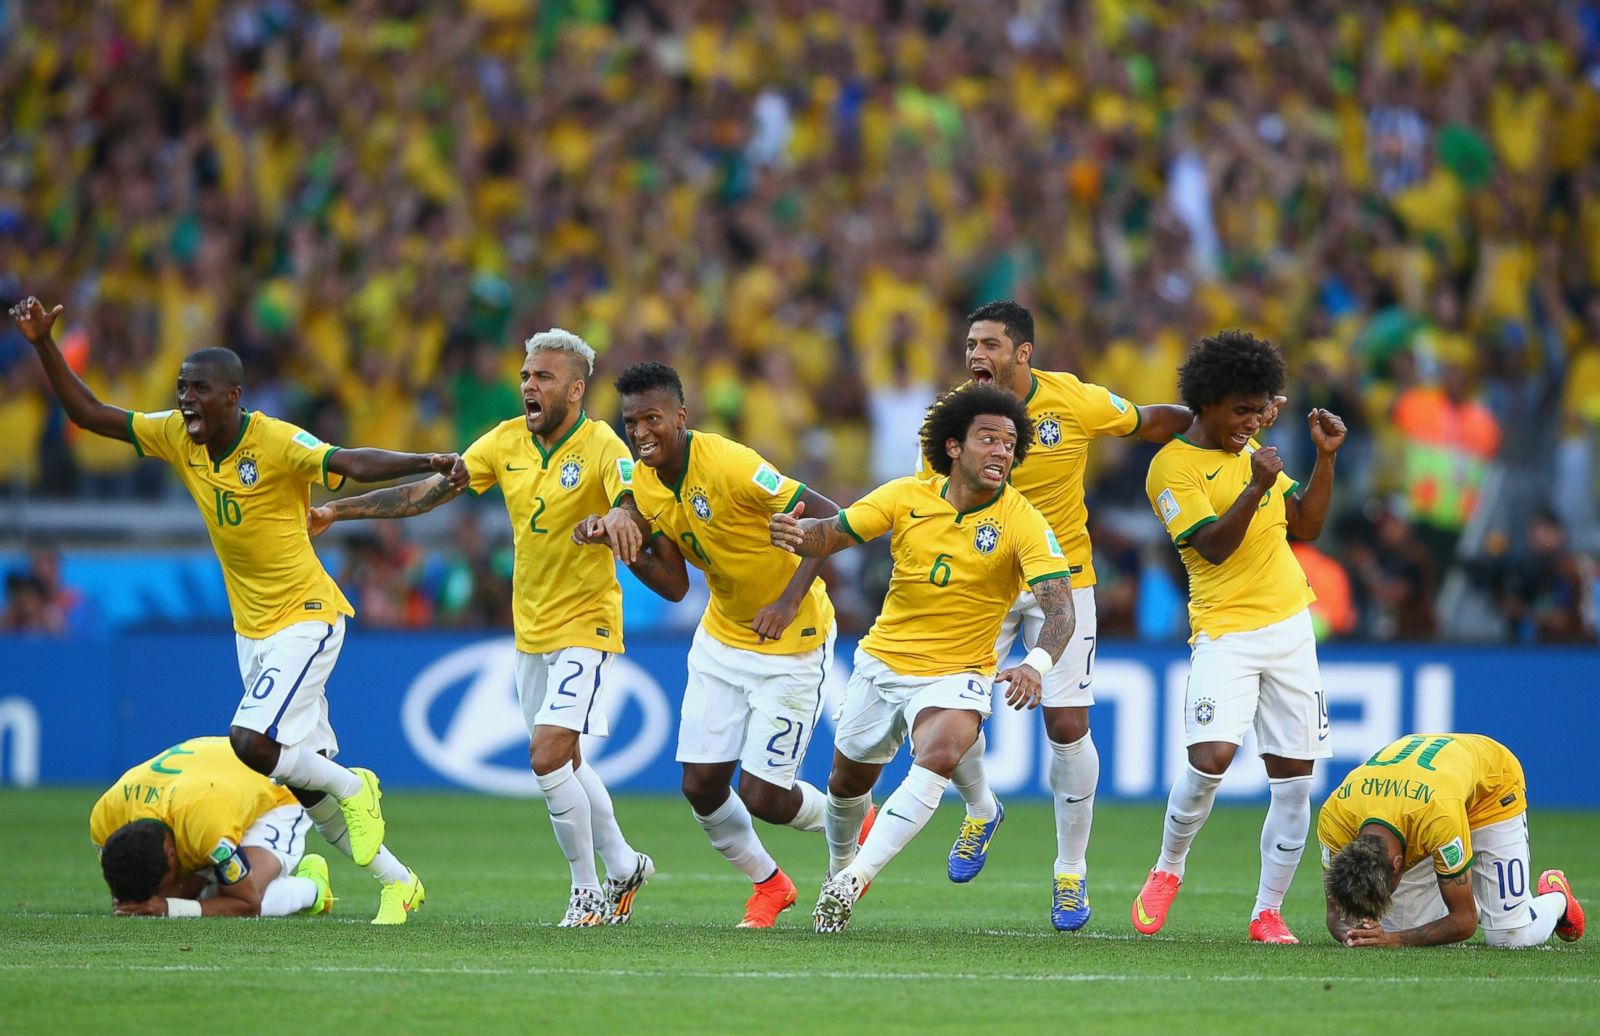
[1016,340,1033,366]
[946,437,961,460]
[569,377,586,404]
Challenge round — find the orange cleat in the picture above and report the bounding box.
[1131,869,1181,935]
[856,804,877,901]
[1248,908,1300,944]
[1538,869,1585,943]
[737,868,798,928]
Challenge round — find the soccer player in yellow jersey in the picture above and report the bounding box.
[1319,733,1585,948]
[940,300,1199,931]
[1134,329,1346,945]
[575,362,845,929]
[12,296,453,924]
[311,330,654,927]
[770,384,1076,933]
[90,736,333,918]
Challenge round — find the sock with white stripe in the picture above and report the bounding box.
[1252,774,1313,917]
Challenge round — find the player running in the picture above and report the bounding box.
[575,361,847,929]
[1320,733,1585,948]
[309,329,654,927]
[1134,329,1345,944]
[770,383,1076,933]
[12,296,451,924]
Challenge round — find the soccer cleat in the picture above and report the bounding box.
[1248,908,1299,944]
[339,767,386,868]
[557,887,607,928]
[293,853,335,916]
[1538,869,1585,942]
[814,871,864,933]
[1051,873,1091,932]
[947,800,1005,883]
[602,852,655,925]
[1131,868,1182,935]
[855,803,878,901]
[737,868,798,929]
[372,869,424,925]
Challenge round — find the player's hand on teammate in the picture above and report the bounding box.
[769,501,805,553]
[751,596,800,643]
[8,295,63,344]
[307,505,334,538]
[575,507,644,563]
[1341,919,1396,948]
[1258,395,1289,429]
[1249,445,1283,489]
[113,894,168,917]
[431,453,470,491]
[993,663,1043,710]
[1307,408,1346,455]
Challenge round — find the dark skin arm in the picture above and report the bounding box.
[1342,871,1478,947]
[9,298,130,441]
[752,489,841,642]
[327,447,468,487]
[1284,409,1347,541]
[574,497,691,602]
[113,847,278,917]
[1185,447,1281,566]
[308,472,463,536]
[769,512,857,558]
[627,533,691,603]
[1132,404,1195,444]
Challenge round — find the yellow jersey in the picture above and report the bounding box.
[630,431,833,655]
[1146,435,1314,641]
[130,409,354,639]
[1318,734,1526,878]
[89,736,299,882]
[840,476,1071,677]
[463,412,633,654]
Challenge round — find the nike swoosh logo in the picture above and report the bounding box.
[884,808,914,822]
[507,464,527,471]
[549,704,574,710]
[1135,899,1159,927]
[235,704,261,711]
[187,462,206,470]
[551,807,575,817]
[1275,843,1303,853]
[1064,795,1092,804]
[909,510,935,519]
[1204,467,1222,480]
[1169,814,1201,826]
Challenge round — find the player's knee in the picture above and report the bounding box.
[680,770,728,813]
[528,730,578,776]
[911,740,965,778]
[1186,744,1233,776]
[1044,709,1089,745]
[736,774,792,823]
[228,727,277,775]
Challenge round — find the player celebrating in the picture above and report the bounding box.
[575,362,843,929]
[91,736,333,919]
[770,383,1076,933]
[941,300,1196,931]
[1320,733,1585,948]
[310,329,654,927]
[12,296,452,925]
[1134,329,1345,944]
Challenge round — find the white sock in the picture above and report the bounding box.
[786,780,827,833]
[825,791,873,875]
[536,763,598,889]
[574,761,635,879]
[1048,733,1098,876]
[1157,764,1223,879]
[258,875,318,916]
[949,733,997,822]
[1485,892,1567,948]
[694,790,778,883]
[306,795,410,884]
[1252,774,1313,917]
[847,765,949,885]
[269,744,361,799]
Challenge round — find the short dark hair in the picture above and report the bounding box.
[182,347,245,388]
[919,383,1034,477]
[614,361,685,404]
[966,300,1035,350]
[1177,329,1286,412]
[1324,833,1393,923]
[100,821,170,902]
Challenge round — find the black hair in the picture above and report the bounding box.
[1177,329,1286,412]
[182,347,245,388]
[100,820,170,902]
[966,300,1035,350]
[919,383,1034,476]
[614,361,685,405]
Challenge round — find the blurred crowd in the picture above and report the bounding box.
[1,0,1597,642]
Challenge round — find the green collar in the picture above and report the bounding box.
[1174,432,1229,452]
[1022,372,1039,404]
[659,430,694,500]
[941,479,1004,523]
[532,410,587,466]
[210,410,252,471]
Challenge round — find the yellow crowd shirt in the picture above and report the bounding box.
[840,476,1071,677]
[89,736,299,881]
[1318,734,1526,878]
[129,410,354,638]
[463,412,632,654]
[1145,436,1314,641]
[630,431,833,655]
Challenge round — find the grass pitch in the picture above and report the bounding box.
[3,789,1595,1034]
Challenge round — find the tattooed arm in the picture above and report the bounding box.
[1342,870,1477,947]
[994,575,1076,711]
[308,474,462,537]
[624,532,691,603]
[769,512,857,558]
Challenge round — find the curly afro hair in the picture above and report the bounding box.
[967,300,1035,349]
[1324,833,1394,924]
[614,361,685,404]
[100,820,170,902]
[1177,329,1286,413]
[919,383,1034,477]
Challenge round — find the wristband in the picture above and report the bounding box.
[166,898,202,918]
[1022,647,1054,676]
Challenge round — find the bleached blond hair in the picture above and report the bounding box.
[525,328,595,376]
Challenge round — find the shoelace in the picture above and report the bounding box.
[1054,876,1083,908]
[952,816,989,859]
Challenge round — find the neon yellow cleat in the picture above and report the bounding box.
[339,767,386,868]
[372,869,424,925]
[293,853,335,916]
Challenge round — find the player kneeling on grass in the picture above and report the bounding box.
[1320,733,1585,949]
[91,737,333,918]
[770,384,1075,933]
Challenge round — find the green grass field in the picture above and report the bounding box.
[4,789,1595,1034]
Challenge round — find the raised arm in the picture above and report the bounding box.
[308,473,463,537]
[1186,446,1282,566]
[1132,404,1194,444]
[1284,409,1346,541]
[8,297,130,441]
[753,488,840,642]
[327,447,468,486]
[994,574,1076,710]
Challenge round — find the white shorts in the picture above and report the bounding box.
[676,621,835,790]
[994,585,1098,708]
[232,617,346,757]
[833,646,991,766]
[1382,814,1536,933]
[239,802,312,877]
[515,647,614,737]
[1183,609,1330,759]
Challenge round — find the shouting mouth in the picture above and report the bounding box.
[180,407,204,438]
[970,365,994,385]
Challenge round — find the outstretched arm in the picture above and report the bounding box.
[8,297,130,441]
[1132,404,1193,444]
[1285,409,1346,541]
[994,574,1076,710]
[327,448,468,487]
[753,489,840,642]
[769,507,857,559]
[308,473,463,537]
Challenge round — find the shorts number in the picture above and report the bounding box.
[1315,688,1329,738]
[959,678,987,702]
[1367,734,1453,771]
[554,659,585,702]
[213,488,242,527]
[928,552,952,587]
[680,530,709,565]
[765,717,806,761]
[149,744,196,775]
[1494,859,1526,900]
[529,496,548,535]
[1079,635,1096,688]
[250,666,282,700]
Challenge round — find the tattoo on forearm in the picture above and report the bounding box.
[1031,576,1076,660]
[332,476,455,520]
[795,517,842,557]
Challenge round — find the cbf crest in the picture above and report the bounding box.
[237,456,260,487]
[1194,697,1216,726]
[558,457,583,490]
[1036,415,1063,449]
[689,488,712,521]
[973,521,1001,555]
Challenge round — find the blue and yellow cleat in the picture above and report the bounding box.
[947,800,1005,883]
[1051,873,1091,931]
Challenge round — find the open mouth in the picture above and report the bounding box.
[981,461,1006,481]
[1230,431,1251,449]
[970,366,994,385]
[180,407,203,437]
[635,439,661,463]
[524,399,543,421]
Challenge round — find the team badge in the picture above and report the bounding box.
[237,458,259,487]
[1194,698,1216,726]
[1037,417,1062,448]
[973,522,1000,555]
[559,459,582,489]
[690,491,712,521]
